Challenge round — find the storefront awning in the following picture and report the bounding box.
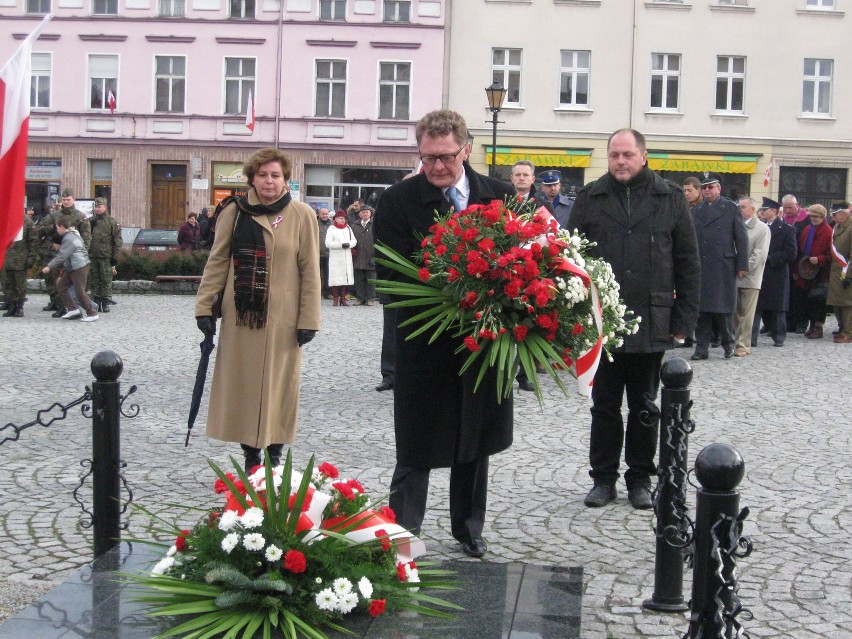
[647,153,759,174]
[484,147,592,168]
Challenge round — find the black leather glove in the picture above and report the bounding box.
[196,316,216,337]
[25,258,35,270]
[342,243,350,249]
[297,329,316,347]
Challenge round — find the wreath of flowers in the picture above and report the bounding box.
[374,196,639,402]
[129,451,458,639]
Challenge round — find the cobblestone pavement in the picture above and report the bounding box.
[0,293,850,638]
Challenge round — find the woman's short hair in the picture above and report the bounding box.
[187,212,197,220]
[808,203,827,219]
[243,147,292,184]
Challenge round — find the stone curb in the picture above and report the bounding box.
[26,278,199,295]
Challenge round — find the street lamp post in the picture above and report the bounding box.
[485,81,507,178]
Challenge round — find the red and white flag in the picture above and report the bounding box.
[0,15,51,265]
[245,89,255,132]
[107,89,116,114]
[763,161,772,188]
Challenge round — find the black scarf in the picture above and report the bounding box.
[231,191,291,329]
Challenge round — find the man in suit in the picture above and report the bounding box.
[373,109,515,558]
[691,172,748,360]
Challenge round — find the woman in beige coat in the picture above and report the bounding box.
[195,148,321,471]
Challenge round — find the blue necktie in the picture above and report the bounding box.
[446,186,462,212]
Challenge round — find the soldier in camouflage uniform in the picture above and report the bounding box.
[2,212,39,317]
[38,188,92,316]
[87,197,122,312]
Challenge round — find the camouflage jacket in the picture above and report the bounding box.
[3,216,39,270]
[38,207,92,253]
[88,212,123,260]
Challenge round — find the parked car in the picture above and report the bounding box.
[131,228,179,252]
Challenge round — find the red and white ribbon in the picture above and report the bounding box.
[574,280,603,397]
[831,224,849,278]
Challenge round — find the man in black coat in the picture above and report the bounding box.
[373,109,514,558]
[691,172,749,360]
[752,198,797,347]
[570,129,700,510]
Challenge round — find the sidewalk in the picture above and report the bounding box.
[0,294,849,638]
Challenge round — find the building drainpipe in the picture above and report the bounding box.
[630,0,637,130]
[274,0,285,147]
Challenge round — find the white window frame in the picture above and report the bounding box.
[805,0,834,7]
[718,0,748,5]
[315,59,347,118]
[224,57,256,115]
[715,55,745,113]
[378,61,411,120]
[88,54,118,111]
[802,58,832,116]
[31,52,51,109]
[383,0,410,21]
[559,50,590,108]
[492,48,522,106]
[92,0,117,15]
[26,0,50,14]
[229,0,255,18]
[650,52,680,111]
[159,0,185,17]
[319,0,346,20]
[154,55,186,113]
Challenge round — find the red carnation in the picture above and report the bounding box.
[418,267,430,282]
[396,562,407,581]
[379,505,396,522]
[332,481,355,500]
[448,267,461,281]
[213,473,236,494]
[572,323,584,335]
[536,315,554,330]
[175,530,190,552]
[461,228,479,242]
[318,462,339,479]
[347,478,365,494]
[463,336,480,352]
[284,550,307,573]
[375,529,392,551]
[368,599,387,617]
[435,244,448,256]
[513,325,529,341]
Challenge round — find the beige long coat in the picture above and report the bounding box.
[195,190,321,448]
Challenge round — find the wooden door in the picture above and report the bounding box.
[151,164,187,228]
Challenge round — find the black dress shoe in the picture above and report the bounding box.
[723,348,734,359]
[460,538,487,558]
[773,341,784,347]
[517,378,535,392]
[375,381,393,392]
[759,326,769,335]
[710,339,721,348]
[627,486,653,510]
[42,303,55,311]
[584,484,616,507]
[51,307,66,318]
[690,352,708,361]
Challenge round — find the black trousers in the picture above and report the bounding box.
[589,351,663,488]
[380,304,396,384]
[319,257,330,297]
[752,310,786,345]
[695,312,733,354]
[388,456,488,543]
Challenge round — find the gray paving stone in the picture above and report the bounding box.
[0,293,850,638]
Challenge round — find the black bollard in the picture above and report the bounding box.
[91,350,123,558]
[643,357,693,613]
[686,443,752,639]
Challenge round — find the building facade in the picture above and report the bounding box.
[447,0,851,207]
[1,0,445,228]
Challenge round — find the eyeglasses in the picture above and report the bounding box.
[419,146,465,166]
[700,184,718,190]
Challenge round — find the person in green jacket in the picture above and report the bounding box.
[87,197,122,312]
[2,213,39,317]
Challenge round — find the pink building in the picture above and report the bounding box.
[1,1,445,228]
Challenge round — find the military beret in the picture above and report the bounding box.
[539,170,562,185]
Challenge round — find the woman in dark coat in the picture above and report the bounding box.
[791,204,834,339]
[177,213,201,251]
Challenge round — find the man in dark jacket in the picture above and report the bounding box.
[570,128,700,510]
[351,206,376,305]
[373,109,514,558]
[690,172,748,360]
[752,198,797,347]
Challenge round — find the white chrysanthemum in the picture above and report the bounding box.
[357,576,373,599]
[332,577,353,595]
[315,588,337,611]
[240,507,264,529]
[166,545,177,557]
[218,510,239,531]
[151,556,175,575]
[336,592,359,614]
[221,533,239,554]
[243,533,265,551]
[264,545,283,562]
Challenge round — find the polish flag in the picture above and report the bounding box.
[107,89,116,114]
[0,15,51,265]
[763,161,772,188]
[245,89,255,132]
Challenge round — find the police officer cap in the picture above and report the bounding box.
[539,170,562,185]
[699,172,722,187]
[61,188,75,198]
[94,197,108,206]
[758,197,781,211]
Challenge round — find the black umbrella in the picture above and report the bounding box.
[186,333,215,447]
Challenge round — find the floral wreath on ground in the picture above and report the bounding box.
[128,451,458,639]
[374,196,639,402]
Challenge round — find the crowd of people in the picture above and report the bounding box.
[1,190,122,321]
